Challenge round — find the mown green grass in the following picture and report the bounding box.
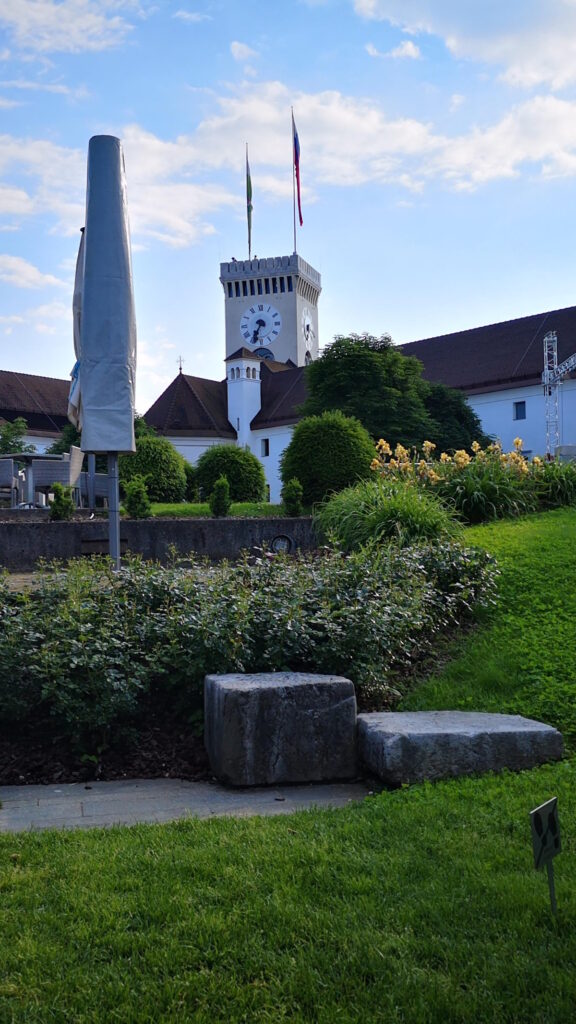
[1,507,576,1022]
[1,760,576,1023]
[401,507,576,743]
[148,501,287,518]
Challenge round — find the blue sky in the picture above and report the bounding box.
[2,0,576,412]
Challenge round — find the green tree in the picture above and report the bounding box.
[46,423,82,456]
[423,382,491,452]
[302,334,486,451]
[280,410,374,506]
[196,445,266,502]
[123,475,152,519]
[0,417,35,455]
[119,436,187,502]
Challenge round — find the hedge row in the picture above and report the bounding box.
[0,545,497,755]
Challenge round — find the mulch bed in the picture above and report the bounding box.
[0,719,212,787]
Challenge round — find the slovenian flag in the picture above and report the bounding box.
[292,113,303,227]
[246,146,253,257]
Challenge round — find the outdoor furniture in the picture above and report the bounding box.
[78,470,109,508]
[29,446,84,505]
[0,458,20,507]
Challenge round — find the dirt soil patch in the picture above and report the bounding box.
[0,717,211,787]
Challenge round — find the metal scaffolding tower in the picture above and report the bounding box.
[542,330,576,456]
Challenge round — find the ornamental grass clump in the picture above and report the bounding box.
[369,437,576,524]
[314,476,460,551]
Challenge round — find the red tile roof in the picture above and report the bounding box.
[401,305,576,394]
[0,370,69,433]
[144,372,236,438]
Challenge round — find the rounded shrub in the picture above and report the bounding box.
[315,477,460,551]
[280,410,374,506]
[282,477,304,517]
[123,475,152,519]
[49,482,75,522]
[209,475,231,517]
[119,436,187,502]
[196,445,266,502]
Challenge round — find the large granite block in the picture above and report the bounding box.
[204,672,357,786]
[357,711,563,786]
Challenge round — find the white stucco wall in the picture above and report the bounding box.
[247,424,294,503]
[468,379,576,455]
[167,435,235,467]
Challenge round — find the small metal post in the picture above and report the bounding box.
[87,453,96,510]
[108,452,121,571]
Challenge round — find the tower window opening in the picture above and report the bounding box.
[257,279,263,295]
[272,277,278,293]
[227,283,233,298]
[234,282,240,297]
[280,277,285,293]
[264,278,270,294]
[242,281,248,297]
[250,280,255,295]
[287,276,293,292]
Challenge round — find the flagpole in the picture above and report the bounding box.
[291,108,297,253]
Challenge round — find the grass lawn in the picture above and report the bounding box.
[1,507,576,1022]
[149,501,288,518]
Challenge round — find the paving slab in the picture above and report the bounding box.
[0,777,371,833]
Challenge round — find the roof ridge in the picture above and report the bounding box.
[182,375,222,433]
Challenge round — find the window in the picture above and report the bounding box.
[250,280,255,295]
[287,276,293,292]
[234,282,240,297]
[227,283,233,298]
[513,400,526,421]
[257,279,263,295]
[242,281,248,297]
[261,438,270,457]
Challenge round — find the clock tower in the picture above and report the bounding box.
[220,253,321,366]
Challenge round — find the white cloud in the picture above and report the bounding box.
[390,40,420,59]
[0,97,22,108]
[450,93,464,112]
[173,10,211,22]
[353,0,576,90]
[365,38,420,59]
[0,0,137,54]
[230,41,259,62]
[0,78,89,99]
[0,254,66,288]
[5,82,576,255]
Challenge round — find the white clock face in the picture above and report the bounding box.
[240,304,282,346]
[301,306,315,344]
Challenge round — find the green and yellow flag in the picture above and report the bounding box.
[246,145,253,259]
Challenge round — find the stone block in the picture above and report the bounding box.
[204,672,357,786]
[357,711,563,786]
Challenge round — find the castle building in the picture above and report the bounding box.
[145,253,322,501]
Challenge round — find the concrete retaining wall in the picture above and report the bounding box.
[0,516,317,570]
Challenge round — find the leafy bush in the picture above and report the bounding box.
[281,477,304,517]
[119,436,187,502]
[183,461,198,502]
[123,475,152,519]
[280,410,375,506]
[196,445,266,502]
[49,483,75,521]
[209,475,231,517]
[315,477,460,551]
[0,543,497,751]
